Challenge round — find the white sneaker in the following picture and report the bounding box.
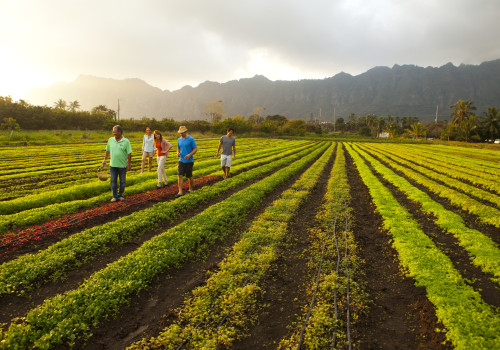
[110,198,118,202]
[118,196,125,201]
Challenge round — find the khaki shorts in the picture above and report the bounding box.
[221,154,232,167]
[143,151,155,158]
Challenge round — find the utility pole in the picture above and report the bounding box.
[117,99,120,121]
[435,104,438,123]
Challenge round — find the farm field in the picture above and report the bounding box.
[0,138,499,349]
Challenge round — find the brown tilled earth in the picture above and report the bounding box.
[2,147,461,349]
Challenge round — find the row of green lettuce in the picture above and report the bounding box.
[366,143,500,199]
[345,143,500,350]
[0,142,325,296]
[354,143,500,284]
[278,143,365,349]
[0,141,310,228]
[0,139,274,179]
[126,144,335,349]
[356,144,500,228]
[404,144,500,177]
[0,142,330,349]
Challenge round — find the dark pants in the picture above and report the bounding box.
[110,166,127,198]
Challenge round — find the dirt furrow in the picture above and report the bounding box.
[345,149,450,350]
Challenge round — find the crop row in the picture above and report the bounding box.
[0,140,307,216]
[415,143,500,161]
[0,142,330,349]
[278,143,364,349]
[127,144,335,349]
[1,143,304,233]
[0,139,264,181]
[0,176,218,258]
[366,144,500,207]
[368,144,500,194]
[353,144,500,228]
[405,144,500,176]
[345,143,500,349]
[0,143,327,296]
[0,177,96,202]
[353,144,500,285]
[0,138,272,170]
[0,140,305,203]
[0,140,311,233]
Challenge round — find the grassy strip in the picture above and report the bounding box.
[366,143,500,202]
[0,139,305,215]
[0,143,329,349]
[406,144,500,176]
[0,143,325,296]
[355,144,500,283]
[0,142,310,230]
[345,143,500,350]
[351,144,500,228]
[278,142,364,349]
[388,144,500,192]
[127,144,334,349]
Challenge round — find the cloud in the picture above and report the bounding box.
[0,0,499,99]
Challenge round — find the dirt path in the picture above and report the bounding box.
[68,151,325,350]
[361,152,500,309]
[232,151,335,349]
[0,161,298,327]
[345,149,450,350]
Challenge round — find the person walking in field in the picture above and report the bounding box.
[102,125,132,202]
[175,126,197,198]
[153,130,173,189]
[141,127,155,173]
[216,128,236,179]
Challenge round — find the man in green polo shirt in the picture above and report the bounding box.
[102,125,132,202]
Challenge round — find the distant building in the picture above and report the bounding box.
[378,131,390,138]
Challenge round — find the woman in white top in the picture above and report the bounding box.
[141,127,155,173]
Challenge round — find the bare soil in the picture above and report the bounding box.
[345,149,451,350]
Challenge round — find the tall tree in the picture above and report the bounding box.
[406,122,426,139]
[450,100,476,127]
[481,107,500,141]
[449,100,477,142]
[204,100,226,124]
[460,115,478,142]
[69,100,81,112]
[248,106,265,125]
[53,99,67,110]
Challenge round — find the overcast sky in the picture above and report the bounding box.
[1,0,499,100]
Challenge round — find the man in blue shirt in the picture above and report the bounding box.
[175,126,197,198]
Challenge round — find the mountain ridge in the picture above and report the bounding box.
[25,59,500,121]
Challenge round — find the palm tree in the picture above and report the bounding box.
[482,107,500,141]
[54,99,67,110]
[450,100,475,126]
[385,123,398,138]
[366,114,378,137]
[460,115,477,142]
[449,100,480,142]
[406,122,426,139]
[69,100,81,112]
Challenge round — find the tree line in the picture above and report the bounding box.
[1,96,498,141]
